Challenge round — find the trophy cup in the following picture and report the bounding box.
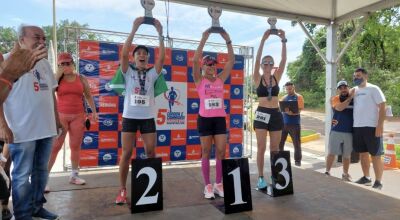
[141,0,155,25]
[208,6,225,33]
[267,17,278,35]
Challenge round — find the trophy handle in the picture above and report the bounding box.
[208,27,225,34]
[143,17,155,25]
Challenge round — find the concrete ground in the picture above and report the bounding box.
[3,110,400,219]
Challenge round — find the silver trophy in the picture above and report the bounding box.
[141,0,155,25]
[208,6,225,33]
[267,17,278,35]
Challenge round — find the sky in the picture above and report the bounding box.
[1,0,310,87]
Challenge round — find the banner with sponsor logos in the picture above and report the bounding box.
[78,40,244,167]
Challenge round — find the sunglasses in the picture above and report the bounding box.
[262,61,274,65]
[205,63,216,67]
[59,62,72,66]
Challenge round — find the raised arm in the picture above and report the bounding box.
[218,31,234,82]
[0,42,46,104]
[121,17,143,73]
[274,29,287,82]
[253,30,271,84]
[153,19,165,74]
[193,29,210,85]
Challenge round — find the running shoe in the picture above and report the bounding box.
[257,176,268,190]
[213,183,224,197]
[355,176,372,186]
[115,188,127,205]
[204,184,215,199]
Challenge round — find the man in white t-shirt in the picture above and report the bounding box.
[352,68,386,190]
[0,25,62,220]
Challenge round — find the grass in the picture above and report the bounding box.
[301,130,316,137]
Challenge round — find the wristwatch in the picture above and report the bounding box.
[281,38,288,43]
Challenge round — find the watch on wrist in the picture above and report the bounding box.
[281,38,287,43]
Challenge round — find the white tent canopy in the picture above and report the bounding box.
[168,0,399,24]
[168,0,400,151]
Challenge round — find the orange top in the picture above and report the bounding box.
[56,75,84,114]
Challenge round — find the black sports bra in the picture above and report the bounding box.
[256,75,280,98]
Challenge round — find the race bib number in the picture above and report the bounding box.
[254,111,270,124]
[205,98,222,110]
[131,94,150,107]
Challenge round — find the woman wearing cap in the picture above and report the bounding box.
[47,52,97,187]
[115,17,165,205]
[253,29,287,190]
[193,28,234,199]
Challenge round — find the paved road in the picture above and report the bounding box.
[301,110,400,142]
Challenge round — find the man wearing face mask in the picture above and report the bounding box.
[0,24,62,220]
[325,80,354,181]
[352,68,386,190]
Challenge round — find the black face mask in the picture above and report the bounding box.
[339,94,348,102]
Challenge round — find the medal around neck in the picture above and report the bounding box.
[267,17,278,35]
[208,6,225,33]
[141,0,155,25]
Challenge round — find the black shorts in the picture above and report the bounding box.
[122,117,156,134]
[197,116,227,136]
[353,127,384,156]
[253,107,283,131]
[0,174,9,200]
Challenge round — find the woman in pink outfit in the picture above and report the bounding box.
[47,52,97,186]
[193,28,234,199]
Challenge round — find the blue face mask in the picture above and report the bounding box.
[353,78,363,86]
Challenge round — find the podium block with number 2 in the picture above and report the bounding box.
[131,158,163,213]
[268,151,294,197]
[222,158,253,214]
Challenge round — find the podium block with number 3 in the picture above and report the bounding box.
[268,151,294,197]
[222,158,253,214]
[131,158,163,213]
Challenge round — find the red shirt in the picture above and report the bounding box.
[56,75,84,114]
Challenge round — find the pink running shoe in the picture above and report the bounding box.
[115,188,127,205]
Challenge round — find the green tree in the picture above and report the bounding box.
[286,7,400,114]
[0,27,17,53]
[42,19,103,56]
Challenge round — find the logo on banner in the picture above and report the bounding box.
[156,82,187,129]
[101,49,115,55]
[175,55,184,62]
[233,146,240,154]
[83,136,93,145]
[165,86,181,112]
[233,119,240,125]
[191,102,199,110]
[158,134,166,143]
[103,119,113,126]
[85,63,95,72]
[234,88,240,95]
[174,150,182,158]
[139,152,147,159]
[103,153,112,162]
[104,82,113,91]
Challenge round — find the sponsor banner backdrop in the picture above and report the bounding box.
[78,40,244,167]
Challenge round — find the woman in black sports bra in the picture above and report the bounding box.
[253,28,287,190]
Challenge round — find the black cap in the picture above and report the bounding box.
[284,82,294,86]
[133,45,149,55]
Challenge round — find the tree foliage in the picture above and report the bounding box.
[286,7,400,115]
[0,20,101,55]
